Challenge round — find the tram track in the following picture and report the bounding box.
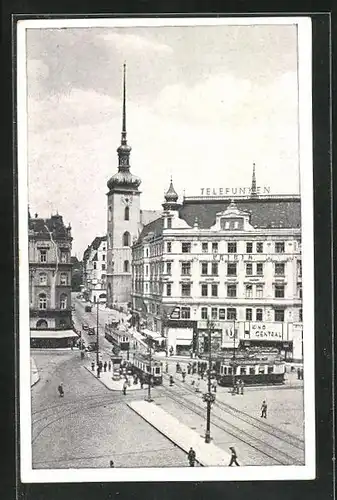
[159,376,304,466]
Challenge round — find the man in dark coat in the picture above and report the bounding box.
[261,400,267,418]
[228,447,240,466]
[188,447,196,467]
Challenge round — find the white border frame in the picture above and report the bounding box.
[18,16,315,483]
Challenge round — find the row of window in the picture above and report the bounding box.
[38,249,70,263]
[165,306,292,322]
[165,283,302,299]
[166,241,290,255]
[108,206,130,222]
[37,293,69,310]
[37,272,70,286]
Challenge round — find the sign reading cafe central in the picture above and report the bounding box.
[200,186,271,196]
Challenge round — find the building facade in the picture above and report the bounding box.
[29,212,77,348]
[82,236,107,303]
[132,177,303,361]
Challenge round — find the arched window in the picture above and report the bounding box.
[124,260,130,273]
[60,294,68,310]
[124,206,130,221]
[123,231,130,247]
[108,206,112,222]
[39,272,47,285]
[38,293,47,310]
[36,319,48,329]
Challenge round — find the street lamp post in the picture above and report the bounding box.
[96,299,100,367]
[145,339,153,402]
[232,318,236,393]
[204,319,215,443]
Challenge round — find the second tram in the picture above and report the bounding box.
[104,323,130,351]
[216,355,285,386]
[130,352,163,385]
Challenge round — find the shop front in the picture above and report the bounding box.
[241,321,294,359]
[30,329,79,348]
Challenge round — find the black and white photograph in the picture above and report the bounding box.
[17,16,315,483]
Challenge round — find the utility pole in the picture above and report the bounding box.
[145,339,153,402]
[204,319,215,443]
[96,299,100,367]
[232,318,236,393]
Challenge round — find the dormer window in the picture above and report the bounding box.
[167,217,172,229]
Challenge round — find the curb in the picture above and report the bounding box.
[83,365,144,393]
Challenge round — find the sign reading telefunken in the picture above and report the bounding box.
[201,186,271,196]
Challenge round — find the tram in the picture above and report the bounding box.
[216,354,285,386]
[104,323,130,351]
[130,352,163,385]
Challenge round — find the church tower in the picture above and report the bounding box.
[106,63,141,308]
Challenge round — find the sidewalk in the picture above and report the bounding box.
[128,400,233,467]
[83,362,149,393]
[30,357,40,387]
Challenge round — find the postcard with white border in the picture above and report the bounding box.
[17,16,315,483]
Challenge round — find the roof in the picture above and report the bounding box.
[29,214,71,240]
[137,216,164,242]
[179,197,301,230]
[91,236,107,250]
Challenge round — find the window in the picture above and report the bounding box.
[256,263,263,276]
[165,283,171,297]
[274,309,285,322]
[181,307,191,319]
[227,284,237,297]
[299,308,303,322]
[102,264,106,271]
[38,293,47,310]
[123,231,130,246]
[60,251,68,263]
[245,284,253,298]
[146,248,149,257]
[108,207,112,222]
[101,274,106,281]
[181,262,191,276]
[256,242,263,253]
[102,254,106,261]
[256,308,263,321]
[297,260,302,277]
[167,242,172,253]
[182,242,191,253]
[275,284,285,298]
[124,206,130,221]
[211,284,218,297]
[256,285,263,298]
[146,265,149,276]
[298,285,302,299]
[274,263,285,276]
[123,260,129,272]
[212,242,218,253]
[60,273,68,285]
[36,319,48,329]
[219,308,226,320]
[227,263,237,276]
[201,262,208,275]
[60,294,67,310]
[240,367,247,375]
[39,250,47,263]
[181,283,191,297]
[201,284,208,297]
[211,307,217,320]
[258,366,266,374]
[246,242,253,253]
[211,262,218,276]
[39,272,47,285]
[228,242,237,253]
[201,307,208,320]
[93,262,97,270]
[167,217,172,229]
[275,242,285,253]
[246,263,253,276]
[267,366,274,374]
[202,242,208,253]
[156,304,160,315]
[246,308,252,320]
[166,262,172,275]
[249,367,255,375]
[227,308,237,320]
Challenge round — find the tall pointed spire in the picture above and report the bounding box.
[121,62,127,145]
[117,62,131,171]
[251,162,257,197]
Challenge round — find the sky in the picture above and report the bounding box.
[25,21,301,257]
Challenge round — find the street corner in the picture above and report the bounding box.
[83,364,146,392]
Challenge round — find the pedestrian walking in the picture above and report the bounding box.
[176,362,181,373]
[165,362,168,374]
[195,378,200,393]
[122,380,128,395]
[169,375,174,387]
[109,460,115,468]
[104,361,107,372]
[99,360,103,371]
[91,361,95,371]
[212,379,217,393]
[97,366,100,378]
[182,370,186,382]
[108,361,112,372]
[187,364,191,375]
[57,383,64,397]
[188,447,196,467]
[261,400,267,418]
[228,447,240,466]
[240,379,244,395]
[236,379,240,394]
[300,367,304,380]
[297,367,301,380]
[140,377,144,389]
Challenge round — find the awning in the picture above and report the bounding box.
[176,338,192,346]
[30,330,79,339]
[141,329,164,341]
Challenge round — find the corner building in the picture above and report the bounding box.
[29,212,77,348]
[132,178,303,362]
